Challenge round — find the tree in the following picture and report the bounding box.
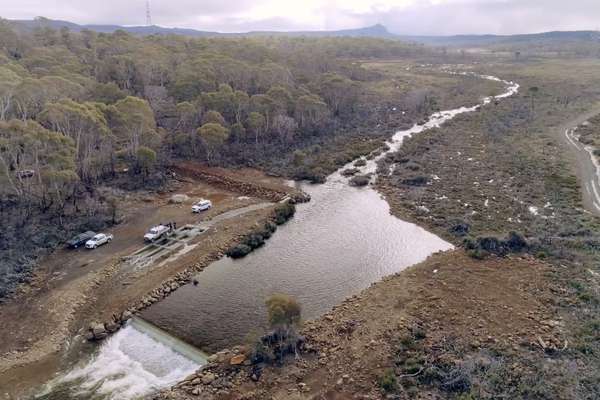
[0,119,77,211]
[260,293,303,362]
[295,94,328,130]
[267,85,293,116]
[250,94,276,132]
[232,90,250,123]
[246,112,266,144]
[136,146,156,178]
[111,96,158,158]
[272,115,297,144]
[39,99,112,181]
[202,110,226,126]
[230,122,247,143]
[319,73,359,116]
[197,123,229,163]
[0,66,22,120]
[266,293,302,328]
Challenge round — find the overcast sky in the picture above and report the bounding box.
[1,0,599,35]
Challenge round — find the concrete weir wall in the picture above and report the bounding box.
[38,317,207,400]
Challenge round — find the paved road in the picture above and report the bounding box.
[557,104,600,216]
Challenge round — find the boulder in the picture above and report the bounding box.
[169,194,190,204]
[201,372,217,385]
[229,354,246,365]
[91,323,106,336]
[121,311,132,321]
[349,175,370,187]
[105,322,120,333]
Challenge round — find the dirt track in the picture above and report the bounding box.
[557,104,600,216]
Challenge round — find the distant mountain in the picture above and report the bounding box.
[7,18,396,39]
[399,31,600,47]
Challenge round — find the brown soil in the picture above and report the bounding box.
[0,165,300,398]
[160,250,563,400]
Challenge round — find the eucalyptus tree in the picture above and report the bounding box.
[39,99,112,181]
[197,123,229,163]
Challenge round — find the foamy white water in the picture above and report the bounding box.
[37,318,206,400]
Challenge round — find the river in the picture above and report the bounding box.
[34,71,519,400]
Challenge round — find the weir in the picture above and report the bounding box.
[36,317,207,400]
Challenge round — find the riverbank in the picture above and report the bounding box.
[155,250,564,400]
[0,166,305,399]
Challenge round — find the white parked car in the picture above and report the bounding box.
[144,225,170,242]
[85,233,113,249]
[192,199,212,213]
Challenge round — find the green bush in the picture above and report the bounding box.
[226,244,252,258]
[274,202,296,225]
[379,369,398,393]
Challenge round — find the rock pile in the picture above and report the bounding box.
[86,310,132,340]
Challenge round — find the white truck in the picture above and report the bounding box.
[144,225,170,242]
[85,233,113,249]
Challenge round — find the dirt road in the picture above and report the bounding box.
[557,104,600,216]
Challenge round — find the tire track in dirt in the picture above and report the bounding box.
[556,104,600,216]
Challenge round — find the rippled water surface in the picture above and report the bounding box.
[142,176,453,351]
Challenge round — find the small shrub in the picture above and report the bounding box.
[379,369,398,393]
[266,293,302,327]
[341,167,360,177]
[468,248,488,260]
[349,175,370,187]
[274,202,296,225]
[226,244,252,258]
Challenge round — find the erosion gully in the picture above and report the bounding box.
[32,71,519,400]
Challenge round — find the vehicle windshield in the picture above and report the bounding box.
[92,235,103,241]
[149,228,159,234]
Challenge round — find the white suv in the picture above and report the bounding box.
[85,233,113,249]
[192,199,212,213]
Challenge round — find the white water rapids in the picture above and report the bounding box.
[36,318,206,400]
[36,71,519,400]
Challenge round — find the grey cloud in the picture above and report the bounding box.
[0,0,599,35]
[353,0,600,35]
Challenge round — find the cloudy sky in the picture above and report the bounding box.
[1,0,599,35]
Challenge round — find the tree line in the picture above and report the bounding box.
[0,19,431,213]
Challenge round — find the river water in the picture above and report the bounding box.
[36,72,519,399]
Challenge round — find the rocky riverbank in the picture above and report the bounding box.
[154,250,567,400]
